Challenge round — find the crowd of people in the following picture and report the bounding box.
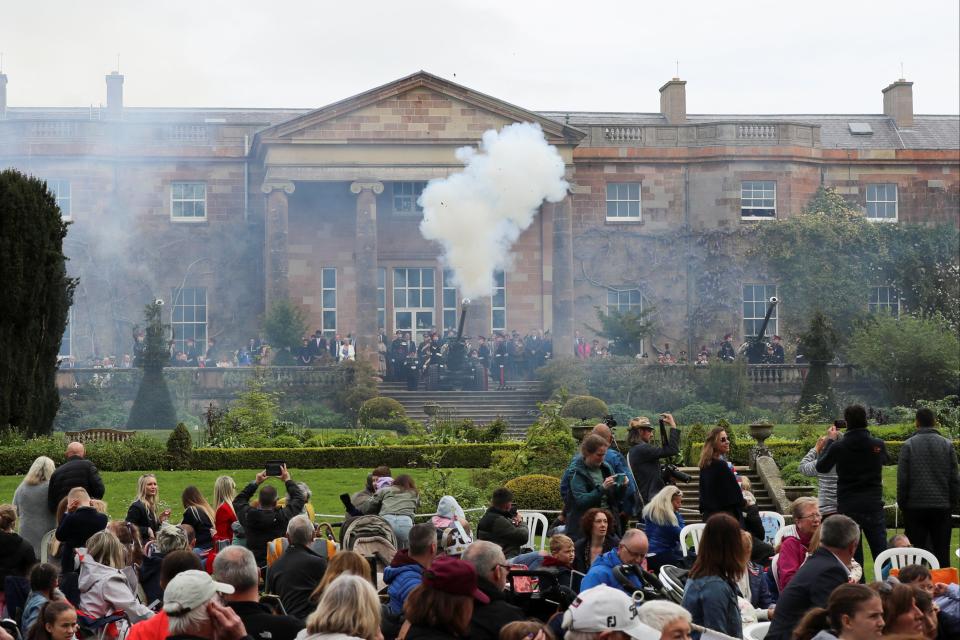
[0,403,957,640]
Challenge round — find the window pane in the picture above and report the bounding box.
[409,269,420,287]
[394,269,406,287]
[322,269,336,288]
[422,290,434,308]
[323,290,336,308]
[408,290,420,307]
[396,312,411,330]
[394,290,406,308]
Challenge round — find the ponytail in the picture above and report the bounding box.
[792,607,830,640]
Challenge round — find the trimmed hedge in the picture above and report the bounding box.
[191,443,523,470]
[560,396,609,421]
[682,437,960,467]
[505,474,563,511]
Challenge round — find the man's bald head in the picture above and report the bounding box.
[66,442,85,458]
[591,424,613,443]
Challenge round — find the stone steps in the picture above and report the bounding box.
[668,466,778,523]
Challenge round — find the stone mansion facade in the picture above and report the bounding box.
[1,71,957,362]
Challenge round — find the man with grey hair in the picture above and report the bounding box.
[580,528,649,593]
[215,545,304,638]
[163,569,251,640]
[265,515,327,621]
[462,540,525,640]
[766,514,861,640]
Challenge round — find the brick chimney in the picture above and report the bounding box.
[659,78,686,124]
[0,73,7,119]
[882,79,913,128]
[105,71,124,119]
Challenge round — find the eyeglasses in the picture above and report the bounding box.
[797,512,822,520]
[619,545,647,560]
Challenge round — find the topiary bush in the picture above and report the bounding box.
[560,395,609,421]
[358,397,406,425]
[505,474,563,511]
[166,423,193,470]
[673,403,733,426]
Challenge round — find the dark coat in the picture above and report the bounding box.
[47,456,105,513]
[564,458,625,540]
[126,500,160,542]
[181,506,214,549]
[765,548,850,640]
[897,427,960,511]
[628,428,681,503]
[698,458,744,521]
[265,544,328,620]
[572,533,619,573]
[225,600,304,640]
[233,480,304,566]
[0,531,36,583]
[406,624,459,640]
[139,551,165,605]
[477,507,528,558]
[816,428,889,514]
[54,506,108,573]
[468,579,526,640]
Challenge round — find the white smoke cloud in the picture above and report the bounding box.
[418,122,568,299]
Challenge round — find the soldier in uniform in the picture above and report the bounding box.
[718,333,737,362]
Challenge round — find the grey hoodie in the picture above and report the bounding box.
[799,447,837,515]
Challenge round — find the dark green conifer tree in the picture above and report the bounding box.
[127,302,178,429]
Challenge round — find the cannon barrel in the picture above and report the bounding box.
[456,299,470,341]
[755,296,779,343]
[746,296,779,364]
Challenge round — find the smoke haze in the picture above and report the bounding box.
[418,122,568,299]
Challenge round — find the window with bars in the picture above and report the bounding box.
[171,182,207,220]
[392,182,426,215]
[868,286,900,316]
[172,287,207,355]
[442,270,459,332]
[741,181,777,218]
[607,288,642,314]
[606,182,641,220]
[377,268,386,331]
[492,270,506,333]
[321,268,337,337]
[393,268,435,340]
[742,284,778,337]
[47,179,72,220]
[866,184,898,221]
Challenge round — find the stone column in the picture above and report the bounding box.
[261,181,295,310]
[350,181,383,365]
[552,194,575,356]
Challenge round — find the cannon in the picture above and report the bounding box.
[423,300,486,391]
[743,296,779,364]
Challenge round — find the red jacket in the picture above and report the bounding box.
[214,502,237,542]
[126,611,167,640]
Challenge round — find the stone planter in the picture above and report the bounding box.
[748,421,774,464]
[783,486,815,502]
[571,425,592,441]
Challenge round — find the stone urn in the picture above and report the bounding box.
[749,421,774,463]
[571,424,593,441]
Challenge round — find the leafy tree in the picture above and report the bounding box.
[263,299,308,365]
[848,313,960,406]
[587,306,657,357]
[796,310,839,420]
[127,303,178,429]
[0,170,76,435]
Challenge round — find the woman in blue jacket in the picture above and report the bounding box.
[642,485,685,573]
[681,513,747,639]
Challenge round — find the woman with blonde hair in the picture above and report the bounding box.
[302,574,381,640]
[180,485,215,550]
[641,485,686,572]
[697,426,744,523]
[213,475,238,543]
[79,530,154,628]
[13,456,57,555]
[126,474,170,541]
[309,550,372,603]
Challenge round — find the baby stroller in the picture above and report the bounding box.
[657,564,688,604]
[341,515,398,577]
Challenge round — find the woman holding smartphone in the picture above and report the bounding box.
[126,474,170,541]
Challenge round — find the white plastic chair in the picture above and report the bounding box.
[517,510,549,553]
[759,511,785,544]
[873,547,940,582]
[39,528,57,564]
[679,522,706,557]
[773,524,795,548]
[743,621,771,639]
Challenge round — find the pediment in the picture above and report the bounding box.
[254,71,584,148]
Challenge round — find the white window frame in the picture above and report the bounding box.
[58,307,73,360]
[605,182,642,221]
[171,182,207,222]
[47,179,72,221]
[392,181,426,215]
[393,267,435,342]
[492,270,506,333]
[171,287,207,356]
[442,269,459,332]
[377,267,386,332]
[741,181,777,219]
[321,268,337,338]
[868,286,900,316]
[607,288,643,315]
[865,183,898,222]
[742,283,778,337]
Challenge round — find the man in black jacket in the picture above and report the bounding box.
[47,441,105,513]
[627,414,680,504]
[816,404,891,568]
[233,465,304,566]
[477,489,529,558]
[265,515,328,620]
[462,541,525,640]
[766,515,861,640]
[215,545,304,638]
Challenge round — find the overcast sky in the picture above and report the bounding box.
[2,0,958,115]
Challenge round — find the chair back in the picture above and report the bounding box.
[773,524,795,548]
[758,511,785,544]
[679,523,706,557]
[40,528,58,565]
[517,511,550,553]
[743,621,771,639]
[873,547,940,582]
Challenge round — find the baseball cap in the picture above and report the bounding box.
[422,556,490,604]
[163,570,235,616]
[562,585,661,640]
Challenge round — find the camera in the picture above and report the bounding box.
[602,414,618,428]
[834,419,847,429]
[661,463,692,485]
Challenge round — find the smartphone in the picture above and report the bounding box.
[614,473,626,484]
[265,460,285,477]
